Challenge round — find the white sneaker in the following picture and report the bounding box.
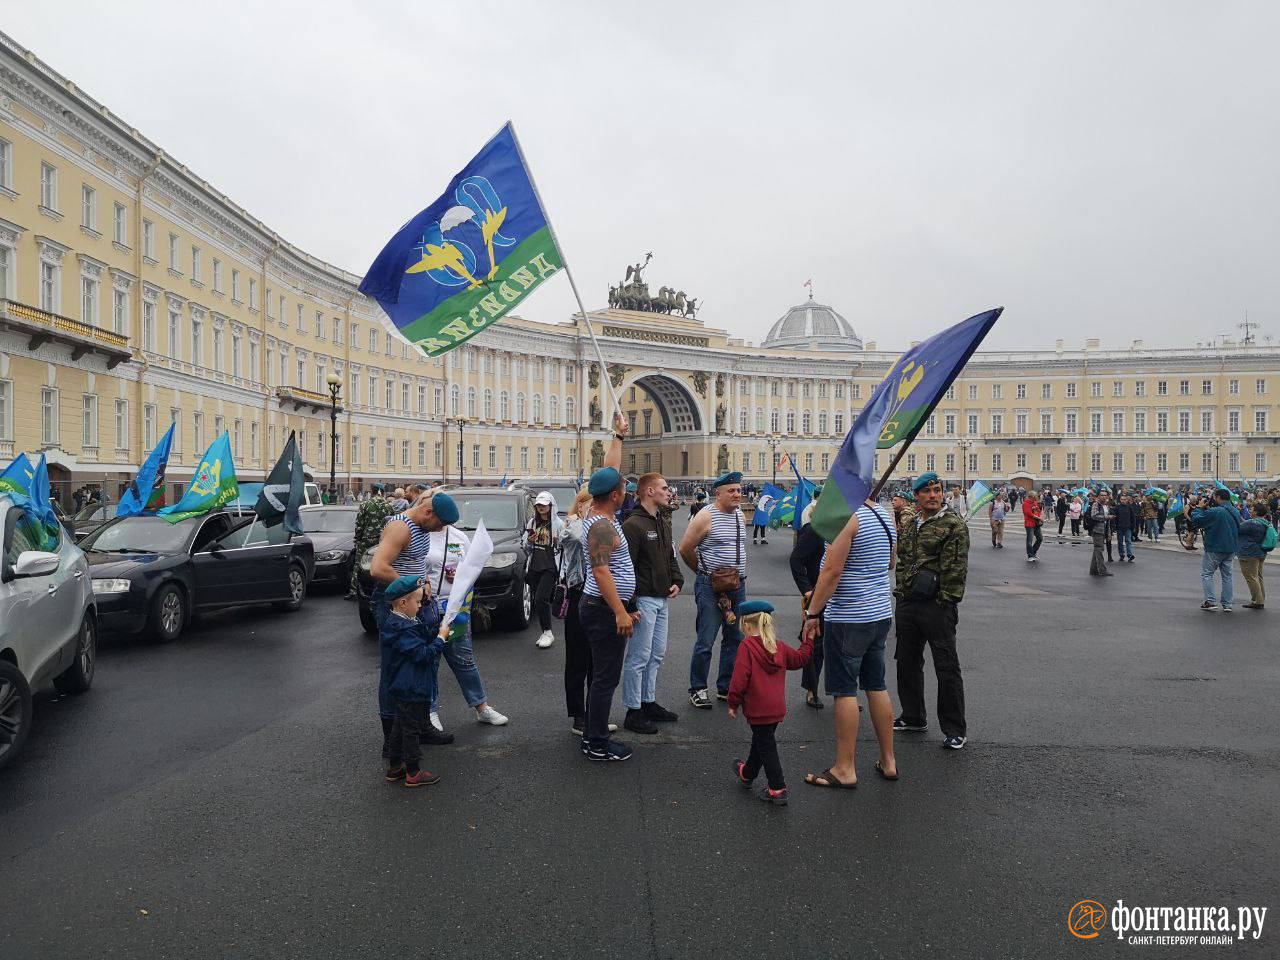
[536,630,555,648]
[476,705,509,726]
[429,711,444,733]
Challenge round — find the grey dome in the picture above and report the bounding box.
[761,298,863,353]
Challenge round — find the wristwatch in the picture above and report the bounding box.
[613,432,626,440]
[804,611,822,620]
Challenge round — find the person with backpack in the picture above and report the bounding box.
[1237,502,1274,610]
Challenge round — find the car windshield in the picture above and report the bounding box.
[81,516,197,553]
[301,508,356,534]
[532,487,577,512]
[74,503,107,522]
[452,496,520,531]
[232,482,263,508]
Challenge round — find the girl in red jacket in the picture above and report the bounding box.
[728,599,813,805]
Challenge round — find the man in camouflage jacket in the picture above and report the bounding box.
[892,471,971,750]
[349,485,394,597]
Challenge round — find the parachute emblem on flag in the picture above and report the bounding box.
[879,358,931,445]
[404,175,517,290]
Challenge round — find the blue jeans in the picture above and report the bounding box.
[622,595,669,709]
[430,598,488,711]
[1117,528,1133,558]
[1025,525,1042,557]
[1145,518,1160,540]
[689,573,744,694]
[1202,552,1234,607]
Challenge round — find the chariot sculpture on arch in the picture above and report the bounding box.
[609,252,700,317]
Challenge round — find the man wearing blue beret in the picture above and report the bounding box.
[893,471,971,750]
[578,413,642,761]
[679,470,747,708]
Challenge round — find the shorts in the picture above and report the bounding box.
[823,618,891,697]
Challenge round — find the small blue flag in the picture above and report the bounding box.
[159,433,239,523]
[118,422,175,517]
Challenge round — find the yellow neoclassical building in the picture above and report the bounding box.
[1,32,1278,507]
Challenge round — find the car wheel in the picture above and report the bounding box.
[148,583,186,643]
[53,613,96,695]
[0,660,33,771]
[275,563,308,611]
[358,601,378,635]
[499,580,532,631]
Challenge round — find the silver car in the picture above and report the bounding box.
[0,496,97,770]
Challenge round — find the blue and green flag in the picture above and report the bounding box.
[1168,494,1185,519]
[0,452,34,498]
[810,308,1002,542]
[159,432,239,523]
[117,422,174,517]
[1,453,58,549]
[966,480,994,516]
[359,123,563,357]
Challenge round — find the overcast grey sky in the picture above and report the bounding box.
[8,1,1279,349]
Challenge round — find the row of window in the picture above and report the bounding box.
[923,408,1271,436]
[944,377,1270,402]
[903,449,1268,476]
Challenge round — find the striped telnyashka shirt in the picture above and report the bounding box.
[822,504,896,623]
[582,512,636,603]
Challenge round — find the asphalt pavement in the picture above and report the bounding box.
[3,513,1277,959]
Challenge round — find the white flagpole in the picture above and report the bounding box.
[506,121,621,422]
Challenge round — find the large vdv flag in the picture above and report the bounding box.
[810,308,1002,543]
[159,433,239,524]
[359,123,563,357]
[254,430,304,535]
[117,422,175,517]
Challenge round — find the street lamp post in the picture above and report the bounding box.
[325,372,342,503]
[1209,436,1226,483]
[957,437,973,508]
[766,435,781,485]
[455,418,466,486]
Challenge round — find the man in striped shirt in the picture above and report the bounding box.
[680,471,748,708]
[578,414,642,762]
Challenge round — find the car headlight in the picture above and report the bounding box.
[359,547,375,572]
[316,550,347,562]
[93,578,132,594]
[486,552,519,569]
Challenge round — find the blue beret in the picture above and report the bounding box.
[385,575,424,602]
[911,472,941,493]
[588,466,622,497]
[739,599,774,616]
[695,491,706,500]
[626,481,637,493]
[432,492,459,525]
[713,472,743,488]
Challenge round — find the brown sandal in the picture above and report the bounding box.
[874,760,899,781]
[804,767,857,790]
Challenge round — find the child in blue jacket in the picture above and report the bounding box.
[381,575,446,788]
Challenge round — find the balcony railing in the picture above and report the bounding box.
[276,385,343,414]
[0,298,132,368]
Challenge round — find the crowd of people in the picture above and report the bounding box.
[355,420,1276,798]
[977,482,1277,606]
[357,412,974,804]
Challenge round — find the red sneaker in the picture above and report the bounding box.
[384,763,406,782]
[404,769,441,788]
[733,758,753,789]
